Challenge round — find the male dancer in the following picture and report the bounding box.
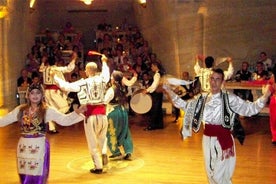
[54,54,110,174]
[39,52,77,133]
[163,68,271,183]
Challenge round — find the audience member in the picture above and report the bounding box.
[254,61,269,80]
[17,68,32,87]
[234,61,253,101]
[259,51,272,71]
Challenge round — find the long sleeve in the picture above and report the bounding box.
[203,92,268,125]
[45,107,84,126]
[228,93,268,116]
[163,84,188,110]
[54,75,83,92]
[54,58,76,74]
[194,61,203,76]
[146,72,160,93]
[104,87,115,104]
[0,106,20,127]
[100,62,110,83]
[39,62,46,72]
[224,62,234,80]
[122,76,137,87]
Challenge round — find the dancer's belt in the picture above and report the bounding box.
[45,85,60,90]
[204,124,233,151]
[85,104,106,117]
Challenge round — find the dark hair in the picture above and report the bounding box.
[31,71,40,79]
[260,51,267,56]
[48,56,56,66]
[112,71,127,105]
[205,56,214,68]
[212,68,224,80]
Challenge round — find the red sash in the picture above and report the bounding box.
[204,124,235,160]
[45,85,60,90]
[85,104,106,117]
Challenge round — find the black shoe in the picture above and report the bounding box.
[102,154,108,166]
[123,153,132,160]
[48,130,59,134]
[90,168,103,174]
[144,126,156,131]
[272,141,276,145]
[109,153,122,158]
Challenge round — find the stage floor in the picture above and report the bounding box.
[0,114,275,184]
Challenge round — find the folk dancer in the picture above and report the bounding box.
[194,55,234,92]
[105,71,135,160]
[54,54,110,174]
[0,83,84,184]
[163,68,271,184]
[39,52,77,133]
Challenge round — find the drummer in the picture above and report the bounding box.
[142,61,164,131]
[122,69,138,116]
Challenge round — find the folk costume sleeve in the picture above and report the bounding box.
[0,106,20,127]
[45,107,84,126]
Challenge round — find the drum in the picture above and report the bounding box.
[130,89,152,114]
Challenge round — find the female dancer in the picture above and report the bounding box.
[269,65,276,144]
[0,83,84,184]
[105,70,134,160]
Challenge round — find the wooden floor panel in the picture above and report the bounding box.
[0,114,275,184]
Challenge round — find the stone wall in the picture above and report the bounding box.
[134,0,276,78]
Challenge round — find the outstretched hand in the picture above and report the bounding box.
[101,54,108,62]
[226,57,232,63]
[75,105,87,114]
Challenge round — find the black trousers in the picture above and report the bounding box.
[149,92,164,129]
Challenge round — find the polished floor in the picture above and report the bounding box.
[0,113,275,184]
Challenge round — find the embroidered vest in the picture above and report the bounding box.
[77,76,106,105]
[185,91,235,133]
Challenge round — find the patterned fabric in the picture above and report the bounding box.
[20,109,46,135]
[77,77,106,105]
[18,138,50,184]
[106,105,133,155]
[17,137,45,175]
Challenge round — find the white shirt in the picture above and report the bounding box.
[194,61,234,92]
[146,71,160,93]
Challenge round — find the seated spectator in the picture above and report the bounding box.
[259,51,272,71]
[234,61,253,101]
[113,49,125,70]
[25,53,40,73]
[118,56,132,73]
[31,71,41,85]
[17,68,32,87]
[254,61,270,80]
